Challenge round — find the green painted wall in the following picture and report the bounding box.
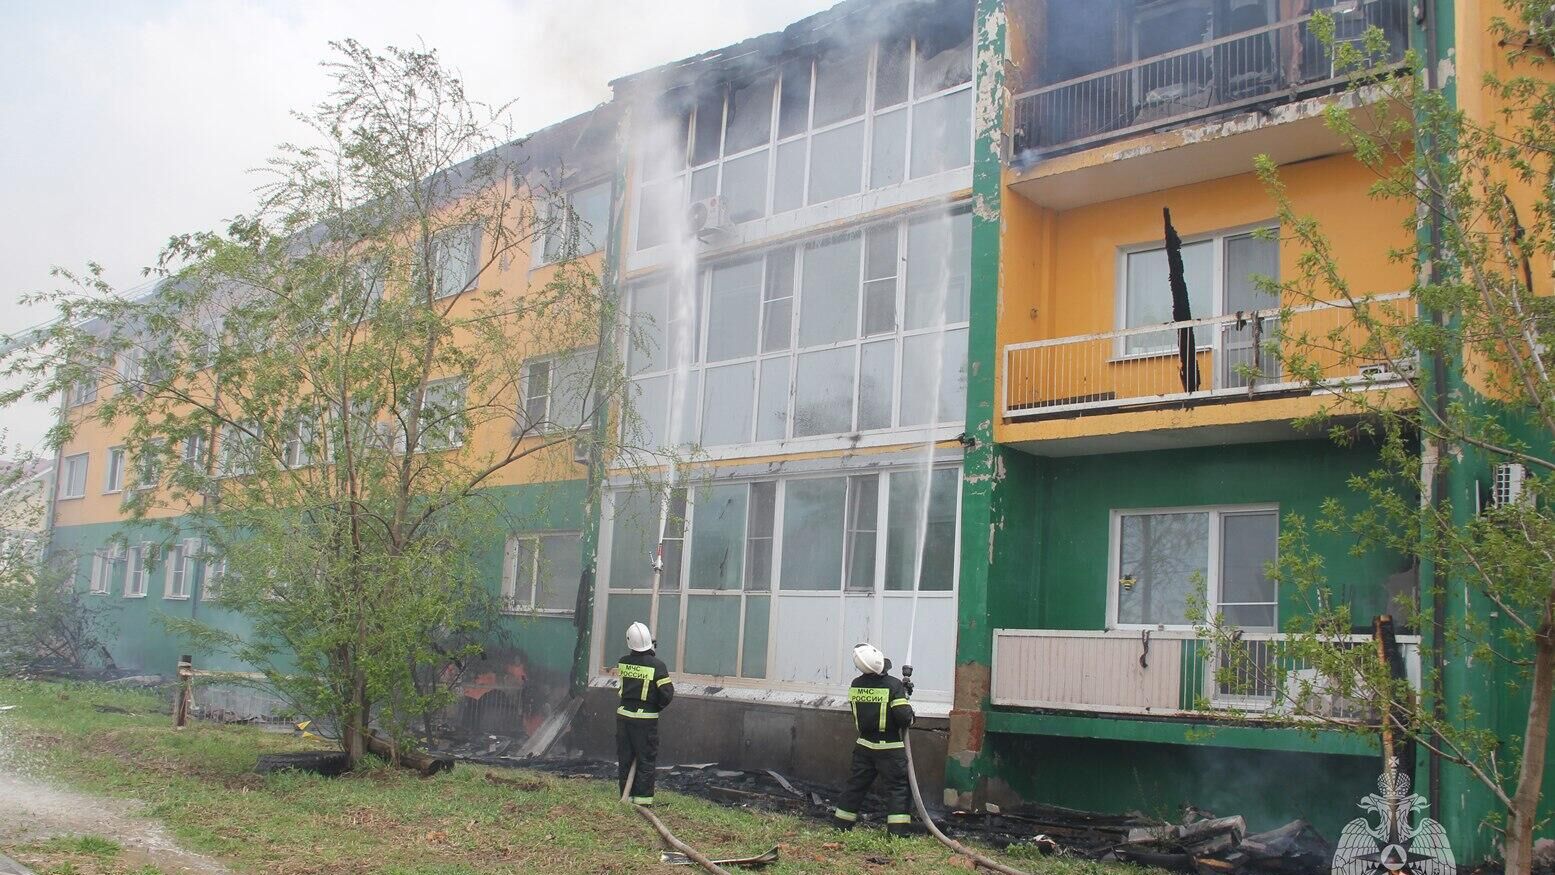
[52,480,592,691]
[992,439,1409,634]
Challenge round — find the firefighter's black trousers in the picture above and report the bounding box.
[616,717,659,804]
[832,744,912,834]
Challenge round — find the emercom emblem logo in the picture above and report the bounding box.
[1333,758,1456,875]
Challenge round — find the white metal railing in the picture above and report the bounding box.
[1002,293,1412,419]
[990,628,1421,717]
[1010,0,1409,157]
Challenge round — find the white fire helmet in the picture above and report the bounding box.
[852,643,886,675]
[626,622,654,653]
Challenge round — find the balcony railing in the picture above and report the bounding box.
[1002,293,1412,420]
[990,628,1421,717]
[1011,0,1409,157]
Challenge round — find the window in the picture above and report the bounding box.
[181,433,208,469]
[219,423,260,476]
[102,447,125,493]
[539,182,611,264]
[88,549,111,594]
[503,531,583,613]
[1111,506,1278,630]
[414,378,467,451]
[1119,226,1279,356]
[633,10,973,250]
[125,544,151,597]
[132,441,163,492]
[600,465,961,688]
[433,226,480,299]
[67,377,97,407]
[523,351,597,433]
[627,207,971,450]
[164,540,195,600]
[203,552,227,601]
[58,453,88,499]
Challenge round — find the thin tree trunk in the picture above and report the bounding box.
[1505,620,1554,875]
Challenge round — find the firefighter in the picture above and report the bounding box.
[616,621,674,806]
[832,642,915,836]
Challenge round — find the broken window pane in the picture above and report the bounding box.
[689,483,748,591]
[807,120,864,204]
[898,328,967,426]
[1117,511,1209,627]
[913,8,973,96]
[885,468,958,591]
[909,88,971,178]
[793,347,855,437]
[706,257,763,362]
[692,90,724,165]
[870,107,907,190]
[755,357,790,442]
[720,149,768,223]
[857,340,895,430]
[773,139,806,213]
[724,76,774,154]
[778,60,812,139]
[609,489,662,590]
[798,233,861,347]
[701,362,755,447]
[844,474,879,591]
[875,36,911,108]
[780,477,846,590]
[813,50,867,126]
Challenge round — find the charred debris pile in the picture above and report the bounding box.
[453,747,1332,874]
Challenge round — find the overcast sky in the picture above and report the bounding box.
[0,0,835,456]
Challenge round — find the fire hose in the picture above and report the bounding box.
[620,759,733,875]
[900,667,1034,875]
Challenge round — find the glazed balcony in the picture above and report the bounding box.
[1001,294,1411,421]
[1010,0,1409,161]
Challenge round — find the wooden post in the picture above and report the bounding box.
[173,655,193,729]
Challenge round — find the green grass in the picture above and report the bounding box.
[0,679,1138,875]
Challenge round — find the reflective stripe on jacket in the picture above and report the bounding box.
[617,650,674,719]
[847,672,913,749]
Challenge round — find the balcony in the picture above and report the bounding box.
[1002,294,1411,420]
[1010,0,1409,160]
[990,628,1421,718]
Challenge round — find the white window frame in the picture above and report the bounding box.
[131,440,163,493]
[104,447,126,494]
[163,539,196,600]
[410,377,467,452]
[535,181,611,266]
[501,530,583,615]
[1113,222,1279,359]
[181,433,207,469]
[88,548,111,594]
[67,377,98,407]
[633,26,974,251]
[1105,503,1280,632]
[432,225,480,299]
[624,205,970,454]
[596,463,963,691]
[202,551,227,601]
[125,543,151,598]
[58,453,88,499]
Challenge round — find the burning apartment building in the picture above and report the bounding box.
[37,0,1554,863]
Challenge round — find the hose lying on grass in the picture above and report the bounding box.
[621,759,733,875]
[903,731,1034,875]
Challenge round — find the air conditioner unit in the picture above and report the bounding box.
[687,196,734,242]
[1494,462,1529,507]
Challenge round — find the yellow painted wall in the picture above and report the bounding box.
[994,152,1415,443]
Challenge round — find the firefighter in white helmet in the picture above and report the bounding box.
[616,621,674,805]
[832,642,915,835]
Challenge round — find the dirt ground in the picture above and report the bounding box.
[0,726,228,874]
